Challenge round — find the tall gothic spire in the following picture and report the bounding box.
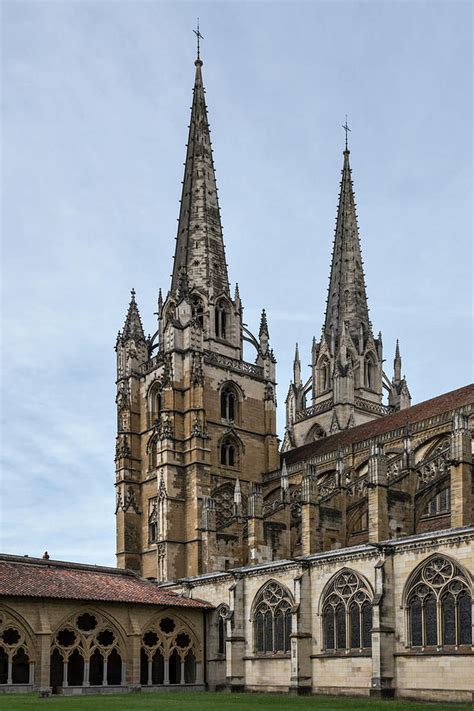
[324,149,370,346]
[171,55,229,297]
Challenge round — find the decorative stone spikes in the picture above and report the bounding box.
[171,56,230,298]
[402,425,414,469]
[335,448,345,486]
[323,149,371,347]
[259,308,270,355]
[394,339,402,382]
[280,459,289,497]
[301,466,317,504]
[234,282,241,308]
[293,343,301,385]
[451,411,471,463]
[121,289,146,343]
[233,477,242,506]
[248,483,263,518]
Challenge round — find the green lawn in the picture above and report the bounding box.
[1,692,471,711]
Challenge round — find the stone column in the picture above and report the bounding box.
[450,412,473,527]
[180,660,185,684]
[29,661,35,686]
[370,554,395,698]
[225,576,246,692]
[102,658,108,685]
[62,660,68,687]
[164,659,170,685]
[289,568,312,695]
[147,658,152,685]
[368,443,389,542]
[7,657,12,685]
[83,660,90,686]
[300,469,321,555]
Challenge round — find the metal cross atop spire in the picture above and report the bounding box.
[193,19,204,60]
[342,115,351,150]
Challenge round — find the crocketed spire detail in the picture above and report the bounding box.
[122,289,145,342]
[171,57,229,297]
[324,150,370,347]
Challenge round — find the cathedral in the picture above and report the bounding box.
[0,48,473,702]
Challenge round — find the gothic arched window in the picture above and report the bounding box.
[147,384,162,429]
[253,581,293,655]
[364,355,375,389]
[140,616,199,686]
[148,498,158,543]
[220,436,238,468]
[321,570,373,653]
[0,614,34,686]
[216,605,229,656]
[319,358,332,392]
[220,385,238,422]
[405,555,472,649]
[215,300,229,340]
[50,611,124,690]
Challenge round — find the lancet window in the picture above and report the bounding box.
[253,581,293,655]
[364,355,375,389]
[0,613,34,686]
[50,611,124,692]
[220,385,237,422]
[147,384,162,429]
[216,605,229,656]
[215,300,229,340]
[140,616,200,686]
[322,570,373,653]
[220,436,238,468]
[405,556,472,649]
[148,498,158,543]
[422,488,451,518]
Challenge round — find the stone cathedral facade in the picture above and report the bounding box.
[1,52,472,701]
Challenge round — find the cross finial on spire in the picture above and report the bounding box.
[342,115,351,151]
[193,19,204,60]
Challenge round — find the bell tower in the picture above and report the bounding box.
[115,51,279,581]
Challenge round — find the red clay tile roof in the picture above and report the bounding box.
[283,384,474,466]
[0,555,212,608]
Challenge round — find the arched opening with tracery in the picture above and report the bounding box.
[191,294,204,328]
[404,555,472,649]
[140,615,202,686]
[318,357,332,392]
[364,354,376,390]
[215,299,230,340]
[321,569,373,653]
[50,611,125,693]
[147,383,163,429]
[0,610,35,687]
[252,580,293,655]
[220,383,239,423]
[219,435,239,468]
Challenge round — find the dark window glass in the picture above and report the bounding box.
[256,612,264,653]
[151,650,164,685]
[350,602,360,649]
[362,601,372,649]
[184,651,196,684]
[324,607,334,650]
[0,649,8,685]
[442,594,456,645]
[140,648,148,685]
[89,649,103,685]
[410,598,422,646]
[67,649,84,686]
[107,649,122,686]
[425,595,437,646]
[168,649,180,684]
[285,610,292,652]
[12,649,29,684]
[459,591,472,645]
[218,615,225,655]
[264,611,273,653]
[336,605,346,650]
[275,610,284,652]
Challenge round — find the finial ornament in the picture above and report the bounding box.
[342,115,351,151]
[193,19,204,60]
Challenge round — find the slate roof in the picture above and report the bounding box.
[0,555,211,608]
[284,384,474,466]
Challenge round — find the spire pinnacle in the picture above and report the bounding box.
[122,289,146,342]
[259,308,269,337]
[394,339,402,381]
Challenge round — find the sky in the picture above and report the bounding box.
[1,0,472,567]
